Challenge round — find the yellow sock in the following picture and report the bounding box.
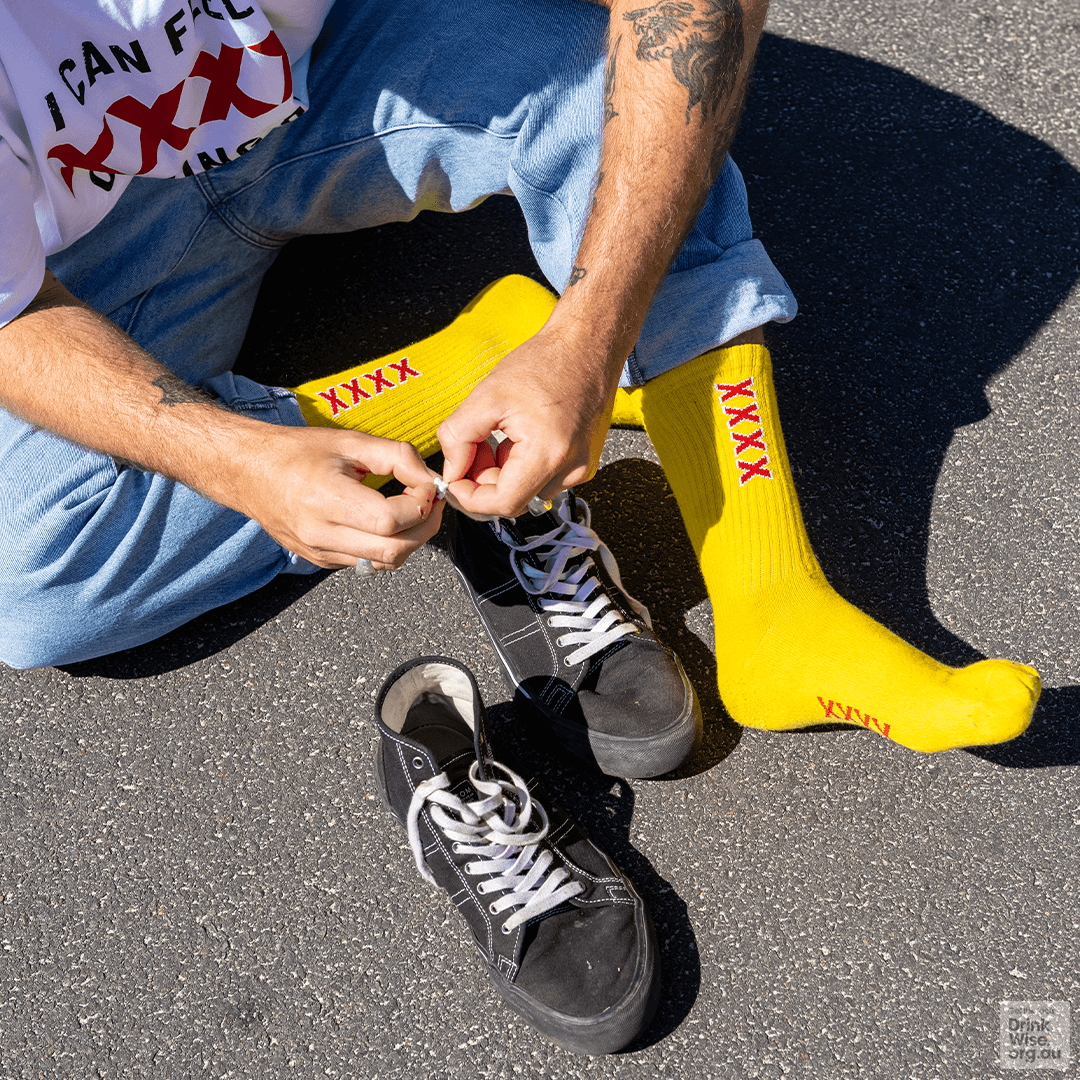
[293,271,648,468]
[611,386,645,428]
[640,343,1041,752]
[291,275,558,483]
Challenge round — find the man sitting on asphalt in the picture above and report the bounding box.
[0,0,1040,777]
[0,0,1043,1053]
[0,0,788,667]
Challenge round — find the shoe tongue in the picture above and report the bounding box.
[400,690,502,792]
[501,492,575,569]
[472,705,497,785]
[400,692,475,786]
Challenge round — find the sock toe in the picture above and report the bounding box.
[958,658,1041,747]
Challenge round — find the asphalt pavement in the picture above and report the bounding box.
[3,1,1080,1077]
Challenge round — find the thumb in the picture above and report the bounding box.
[437,402,500,483]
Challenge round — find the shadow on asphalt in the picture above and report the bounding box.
[732,36,1080,766]
[486,700,701,1050]
[58,572,331,679]
[67,37,1080,760]
[969,686,1080,768]
[732,35,1080,675]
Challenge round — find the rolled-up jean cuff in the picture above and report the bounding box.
[620,239,797,387]
[203,372,307,427]
[202,372,322,576]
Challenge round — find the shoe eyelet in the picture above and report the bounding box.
[451,843,463,854]
[500,923,513,935]
[488,902,500,915]
[411,756,425,770]
[475,880,487,893]
[546,618,557,628]
[562,656,575,667]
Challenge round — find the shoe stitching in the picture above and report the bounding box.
[502,623,545,649]
[393,739,426,795]
[548,847,621,887]
[546,818,574,845]
[537,678,561,707]
[547,682,577,712]
[477,578,520,605]
[524,591,564,678]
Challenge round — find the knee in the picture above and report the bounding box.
[0,581,100,668]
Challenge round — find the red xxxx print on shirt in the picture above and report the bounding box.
[47,32,294,192]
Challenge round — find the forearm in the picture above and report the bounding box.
[0,272,275,515]
[2,273,445,569]
[547,0,767,373]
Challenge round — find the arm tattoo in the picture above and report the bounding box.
[604,34,621,124]
[568,266,588,287]
[152,373,216,407]
[623,0,745,125]
[590,169,605,214]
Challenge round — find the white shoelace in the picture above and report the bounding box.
[496,495,651,666]
[406,760,583,933]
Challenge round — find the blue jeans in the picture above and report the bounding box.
[0,0,796,668]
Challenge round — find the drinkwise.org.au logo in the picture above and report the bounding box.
[999,1001,1071,1070]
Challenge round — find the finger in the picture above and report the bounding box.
[361,498,445,568]
[322,497,445,570]
[469,464,502,488]
[452,442,556,518]
[463,439,497,483]
[536,477,572,504]
[325,468,439,537]
[495,437,514,470]
[437,403,501,482]
[440,437,478,486]
[376,487,441,537]
[348,434,440,492]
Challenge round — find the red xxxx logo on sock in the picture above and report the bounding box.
[316,356,422,416]
[715,377,773,485]
[817,696,892,739]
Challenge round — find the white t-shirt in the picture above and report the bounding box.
[0,0,335,326]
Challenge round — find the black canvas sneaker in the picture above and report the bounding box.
[373,656,660,1055]
[446,491,701,778]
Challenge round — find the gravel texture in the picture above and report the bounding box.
[2,1,1079,1077]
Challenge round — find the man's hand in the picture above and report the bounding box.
[242,426,443,570]
[437,322,619,518]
